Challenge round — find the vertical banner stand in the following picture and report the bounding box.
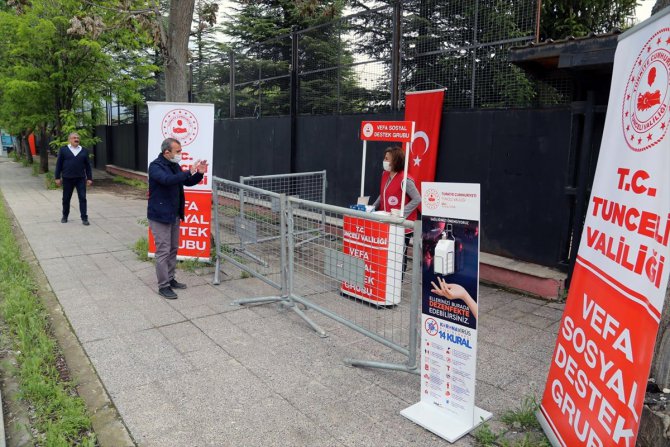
[147,102,215,261]
[402,182,491,443]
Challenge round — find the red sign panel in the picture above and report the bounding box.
[340,216,403,305]
[360,121,413,142]
[149,191,212,261]
[540,257,657,447]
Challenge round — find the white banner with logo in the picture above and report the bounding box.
[147,102,214,261]
[402,182,491,443]
[539,12,670,447]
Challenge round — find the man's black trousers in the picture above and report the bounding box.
[62,177,87,220]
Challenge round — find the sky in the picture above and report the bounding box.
[636,0,655,22]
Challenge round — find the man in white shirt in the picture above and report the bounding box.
[54,132,93,225]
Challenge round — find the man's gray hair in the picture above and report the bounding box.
[69,132,80,139]
[161,138,180,154]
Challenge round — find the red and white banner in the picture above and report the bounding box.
[405,89,445,191]
[539,14,670,447]
[147,102,215,261]
[360,121,413,142]
[340,216,404,305]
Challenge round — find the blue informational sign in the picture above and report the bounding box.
[1,134,13,147]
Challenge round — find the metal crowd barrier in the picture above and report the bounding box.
[212,176,420,373]
[240,171,327,247]
[212,177,325,334]
[240,170,327,204]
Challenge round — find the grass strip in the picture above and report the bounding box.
[0,193,96,446]
[112,175,147,190]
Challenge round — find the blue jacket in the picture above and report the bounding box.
[147,153,204,223]
[54,146,92,179]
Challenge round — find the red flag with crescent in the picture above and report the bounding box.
[404,90,444,194]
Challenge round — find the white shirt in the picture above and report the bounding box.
[68,144,82,157]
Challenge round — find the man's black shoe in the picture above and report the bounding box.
[61,217,67,223]
[82,220,90,226]
[170,279,187,289]
[158,287,178,299]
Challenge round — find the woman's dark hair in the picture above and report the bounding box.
[384,146,405,172]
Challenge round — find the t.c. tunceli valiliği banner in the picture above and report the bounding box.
[538,9,670,447]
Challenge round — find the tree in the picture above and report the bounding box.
[190,0,232,113]
[224,0,370,115]
[347,0,535,109]
[0,0,156,171]
[652,0,670,15]
[540,0,637,40]
[162,0,196,101]
[69,0,196,102]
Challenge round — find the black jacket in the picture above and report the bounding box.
[147,153,204,223]
[54,146,92,180]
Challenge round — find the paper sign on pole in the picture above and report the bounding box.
[402,182,491,443]
[147,102,214,261]
[538,12,670,447]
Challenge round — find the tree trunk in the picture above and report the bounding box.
[25,133,33,164]
[17,132,29,161]
[38,125,49,174]
[651,287,670,389]
[164,0,196,102]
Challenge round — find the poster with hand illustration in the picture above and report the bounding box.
[402,182,490,443]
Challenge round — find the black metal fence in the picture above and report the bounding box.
[95,105,580,269]
[226,1,555,119]
[103,0,575,123]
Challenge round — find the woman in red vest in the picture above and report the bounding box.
[372,146,421,271]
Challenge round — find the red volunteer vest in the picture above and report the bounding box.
[380,170,418,223]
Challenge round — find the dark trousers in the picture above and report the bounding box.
[403,231,413,273]
[62,177,87,220]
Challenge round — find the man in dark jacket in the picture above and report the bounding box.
[55,132,93,225]
[148,138,208,299]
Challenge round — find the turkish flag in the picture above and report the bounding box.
[404,90,444,192]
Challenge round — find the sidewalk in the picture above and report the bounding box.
[0,156,564,446]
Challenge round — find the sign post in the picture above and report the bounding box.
[538,12,670,447]
[340,120,415,306]
[147,102,215,261]
[402,182,491,442]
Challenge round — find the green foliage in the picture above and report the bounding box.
[133,236,151,262]
[500,395,543,430]
[0,0,157,142]
[540,0,637,40]
[224,0,358,115]
[44,172,58,190]
[0,192,96,445]
[474,422,501,445]
[473,394,549,446]
[113,175,148,190]
[31,163,39,176]
[178,258,210,273]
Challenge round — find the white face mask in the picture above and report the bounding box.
[383,161,391,172]
[171,154,182,164]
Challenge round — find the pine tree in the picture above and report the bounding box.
[223,1,368,115]
[540,0,637,39]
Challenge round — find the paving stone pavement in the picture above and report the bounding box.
[0,156,565,446]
